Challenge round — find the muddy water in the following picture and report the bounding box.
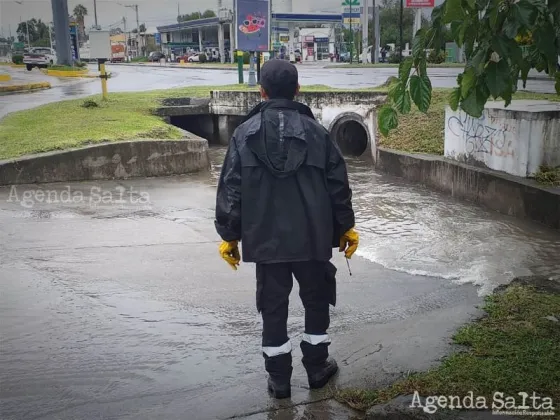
[210,148,560,295]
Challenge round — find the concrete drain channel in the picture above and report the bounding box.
[156,90,387,159]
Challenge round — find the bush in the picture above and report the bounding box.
[427,49,446,64]
[243,51,250,64]
[81,99,99,108]
[73,60,87,68]
[198,53,207,63]
[388,52,402,64]
[12,55,23,65]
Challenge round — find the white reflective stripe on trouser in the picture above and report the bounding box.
[302,333,331,345]
[262,340,292,357]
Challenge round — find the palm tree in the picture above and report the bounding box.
[73,4,88,42]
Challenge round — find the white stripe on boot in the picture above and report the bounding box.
[302,334,331,345]
[263,340,292,357]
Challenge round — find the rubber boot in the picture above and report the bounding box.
[264,352,292,399]
[300,341,338,389]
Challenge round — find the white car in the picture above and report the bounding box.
[188,54,200,63]
[23,47,57,71]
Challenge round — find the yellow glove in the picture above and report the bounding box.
[339,228,359,259]
[219,240,240,270]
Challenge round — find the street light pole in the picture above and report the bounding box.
[399,0,403,61]
[93,0,98,28]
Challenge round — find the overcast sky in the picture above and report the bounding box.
[0,0,432,38]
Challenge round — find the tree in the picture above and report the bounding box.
[139,23,147,33]
[378,0,560,137]
[73,4,88,41]
[177,10,216,23]
[16,18,52,47]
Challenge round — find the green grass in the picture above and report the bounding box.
[0,84,339,159]
[379,90,560,155]
[534,165,560,187]
[48,65,87,71]
[131,56,148,63]
[336,285,560,412]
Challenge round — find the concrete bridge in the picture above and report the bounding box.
[155,90,387,160]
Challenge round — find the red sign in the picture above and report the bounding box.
[406,0,434,7]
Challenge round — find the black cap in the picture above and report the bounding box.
[260,59,299,100]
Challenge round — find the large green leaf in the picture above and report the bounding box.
[399,58,413,82]
[519,60,531,88]
[410,74,432,113]
[484,60,510,98]
[514,1,536,26]
[461,67,477,98]
[412,31,426,60]
[449,87,461,111]
[460,85,489,118]
[378,106,399,137]
[394,87,412,114]
[491,35,510,59]
[470,46,489,75]
[444,0,466,23]
[534,23,558,63]
[503,16,521,39]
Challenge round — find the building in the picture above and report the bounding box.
[156,0,343,63]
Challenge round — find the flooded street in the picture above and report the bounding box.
[210,147,560,295]
[0,144,559,419]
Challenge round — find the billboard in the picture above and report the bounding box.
[235,0,271,52]
[406,0,434,7]
[69,23,80,60]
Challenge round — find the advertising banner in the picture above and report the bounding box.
[69,23,80,60]
[235,0,270,52]
[405,0,434,7]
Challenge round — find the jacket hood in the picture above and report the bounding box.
[242,99,317,178]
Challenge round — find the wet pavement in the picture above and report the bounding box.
[1,148,559,419]
[1,63,556,120]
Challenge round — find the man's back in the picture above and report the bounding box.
[215,98,354,264]
[214,59,358,400]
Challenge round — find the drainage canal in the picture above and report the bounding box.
[170,113,369,158]
[330,117,369,157]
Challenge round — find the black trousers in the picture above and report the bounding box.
[256,261,330,349]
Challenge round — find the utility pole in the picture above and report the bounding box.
[370,0,376,64]
[125,5,140,56]
[123,16,128,62]
[399,0,403,61]
[93,0,98,28]
[51,0,72,65]
[48,23,53,49]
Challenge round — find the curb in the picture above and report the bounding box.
[0,138,210,185]
[108,62,244,71]
[0,82,51,94]
[0,74,12,81]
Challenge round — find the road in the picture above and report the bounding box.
[1,149,559,420]
[0,62,557,120]
[1,64,559,419]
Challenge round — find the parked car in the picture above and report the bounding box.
[23,47,57,71]
[176,51,196,62]
[188,54,200,62]
[148,51,165,62]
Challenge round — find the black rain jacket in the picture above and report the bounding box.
[214,98,355,264]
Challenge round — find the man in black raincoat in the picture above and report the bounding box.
[214,59,359,399]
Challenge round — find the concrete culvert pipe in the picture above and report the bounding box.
[330,115,369,157]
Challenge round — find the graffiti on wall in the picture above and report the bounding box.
[447,111,515,158]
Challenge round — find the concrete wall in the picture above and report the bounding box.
[210,90,387,159]
[445,101,560,178]
[376,147,560,230]
[0,138,210,186]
